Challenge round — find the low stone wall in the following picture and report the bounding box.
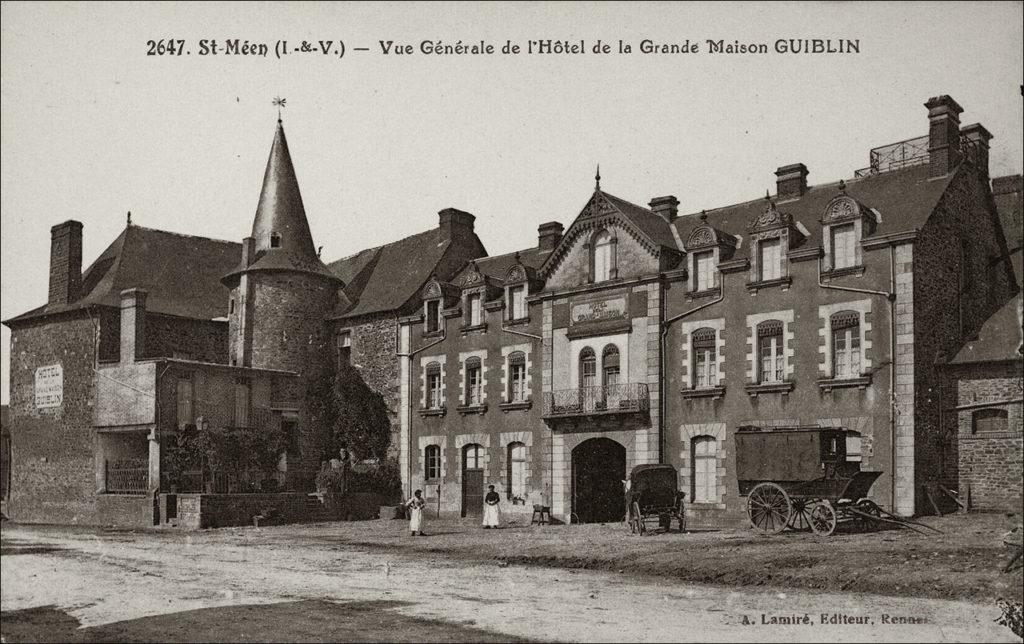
[959,432,1024,513]
[96,494,157,528]
[170,491,389,529]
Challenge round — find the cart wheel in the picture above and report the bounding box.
[747,482,793,535]
[788,498,814,532]
[810,501,837,536]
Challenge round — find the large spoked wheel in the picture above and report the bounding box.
[788,498,815,532]
[630,501,645,535]
[810,501,838,536]
[747,482,793,535]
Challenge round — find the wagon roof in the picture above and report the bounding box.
[630,463,678,478]
[736,424,852,434]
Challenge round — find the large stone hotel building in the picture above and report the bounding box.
[3,94,1021,527]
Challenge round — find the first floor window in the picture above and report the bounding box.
[176,374,194,428]
[426,363,442,409]
[692,328,717,388]
[831,223,856,270]
[465,357,482,405]
[425,445,441,480]
[692,436,718,503]
[831,312,861,379]
[757,321,784,384]
[233,378,250,427]
[694,251,715,291]
[508,352,527,402]
[507,442,526,499]
[579,347,597,388]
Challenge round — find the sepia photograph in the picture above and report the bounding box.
[1,2,1022,642]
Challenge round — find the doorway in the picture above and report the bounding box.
[571,438,626,523]
[461,444,484,518]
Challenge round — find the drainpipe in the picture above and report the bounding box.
[817,250,897,511]
[396,320,447,499]
[659,274,726,463]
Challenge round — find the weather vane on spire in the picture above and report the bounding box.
[272,96,286,122]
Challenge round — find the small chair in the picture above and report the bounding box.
[531,504,551,525]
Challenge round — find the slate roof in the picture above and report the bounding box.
[949,295,1023,364]
[327,228,453,319]
[673,163,954,256]
[464,246,553,283]
[601,192,681,251]
[4,226,241,325]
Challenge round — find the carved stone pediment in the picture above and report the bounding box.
[822,195,877,235]
[748,201,793,232]
[460,262,486,289]
[684,213,737,255]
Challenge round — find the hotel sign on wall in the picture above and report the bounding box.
[34,364,63,408]
[571,298,627,324]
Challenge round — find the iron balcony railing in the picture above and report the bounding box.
[105,458,149,494]
[543,383,650,418]
[854,132,979,178]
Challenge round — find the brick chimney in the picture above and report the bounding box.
[120,288,148,364]
[925,95,963,178]
[438,208,475,240]
[775,164,809,200]
[960,123,993,183]
[48,220,83,306]
[538,222,564,250]
[649,196,680,224]
[240,236,256,267]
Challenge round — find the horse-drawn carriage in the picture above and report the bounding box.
[626,463,686,535]
[736,425,938,536]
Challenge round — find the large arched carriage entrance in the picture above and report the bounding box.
[571,438,626,523]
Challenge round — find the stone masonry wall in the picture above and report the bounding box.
[335,314,401,460]
[7,313,100,524]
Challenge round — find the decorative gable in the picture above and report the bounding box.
[745,200,804,289]
[422,275,459,306]
[504,253,541,291]
[683,213,738,257]
[822,194,877,235]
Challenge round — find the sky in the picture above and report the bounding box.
[1,1,1022,404]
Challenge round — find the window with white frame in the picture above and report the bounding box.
[691,436,718,503]
[831,311,861,379]
[508,352,527,402]
[691,328,717,388]
[579,347,597,388]
[426,362,443,409]
[465,357,483,406]
[602,345,620,387]
[757,321,785,384]
[831,223,856,270]
[694,250,715,291]
[468,293,482,326]
[425,300,441,333]
[424,445,441,480]
[507,442,526,499]
[593,230,613,282]
[759,238,782,281]
[509,285,527,320]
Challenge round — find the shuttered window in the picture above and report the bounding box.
[507,442,526,498]
[831,223,856,269]
[759,238,782,281]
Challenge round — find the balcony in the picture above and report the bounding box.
[543,383,650,419]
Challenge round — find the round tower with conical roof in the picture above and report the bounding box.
[222,118,342,385]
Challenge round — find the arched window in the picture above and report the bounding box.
[972,408,1008,434]
[424,445,441,480]
[757,320,784,384]
[270,232,282,248]
[508,352,527,402]
[465,357,482,406]
[602,345,620,387]
[691,436,718,503]
[592,229,614,282]
[831,311,861,379]
[464,443,483,470]
[691,328,717,388]
[507,442,526,499]
[579,347,597,388]
[426,362,442,409]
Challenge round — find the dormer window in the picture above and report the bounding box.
[503,258,534,323]
[693,251,715,291]
[590,229,616,282]
[425,300,441,333]
[468,293,482,326]
[758,238,782,281]
[270,232,282,248]
[509,285,526,320]
[821,195,875,276]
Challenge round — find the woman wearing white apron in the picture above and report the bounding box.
[482,485,501,528]
[406,489,426,536]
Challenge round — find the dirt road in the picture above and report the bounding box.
[1,524,1018,642]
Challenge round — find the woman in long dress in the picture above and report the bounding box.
[483,485,501,528]
[406,489,426,536]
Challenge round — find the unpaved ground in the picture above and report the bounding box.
[1,521,1020,642]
